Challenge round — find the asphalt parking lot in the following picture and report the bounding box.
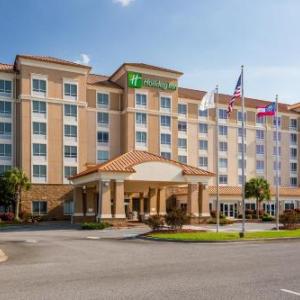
[0,224,299,300]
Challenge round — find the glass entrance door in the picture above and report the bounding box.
[263,203,276,216]
[220,203,237,218]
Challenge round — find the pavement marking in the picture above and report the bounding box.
[86,236,101,240]
[280,289,300,296]
[0,249,8,263]
[24,239,38,243]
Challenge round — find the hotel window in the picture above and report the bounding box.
[178,138,187,149]
[239,175,246,185]
[0,144,11,158]
[199,109,208,118]
[284,202,295,210]
[97,93,109,108]
[97,150,109,163]
[32,101,46,114]
[237,111,246,122]
[256,160,264,172]
[32,143,46,157]
[219,158,228,168]
[273,146,281,156]
[273,161,281,171]
[273,116,281,128]
[178,103,187,116]
[64,83,77,99]
[160,96,171,111]
[290,148,297,159]
[97,131,109,144]
[290,162,297,172]
[0,101,12,116]
[218,109,228,120]
[64,200,74,215]
[32,165,47,178]
[256,129,265,140]
[219,141,228,152]
[161,133,171,145]
[136,131,147,144]
[64,146,77,158]
[161,152,171,159]
[0,80,12,96]
[290,177,298,187]
[178,121,187,132]
[256,115,265,125]
[136,112,147,126]
[238,159,246,169]
[178,155,187,164]
[290,133,297,145]
[0,122,11,136]
[273,176,281,186]
[238,143,247,154]
[64,166,77,179]
[199,156,208,167]
[64,104,77,117]
[136,93,147,108]
[97,112,109,126]
[0,165,10,175]
[32,79,46,94]
[64,125,77,138]
[237,127,246,137]
[33,122,46,135]
[199,123,208,134]
[32,201,47,215]
[199,140,208,150]
[160,115,171,128]
[273,131,281,141]
[256,144,264,155]
[219,175,228,185]
[219,125,228,136]
[290,118,297,130]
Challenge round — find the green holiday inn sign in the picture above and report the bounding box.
[127,71,177,91]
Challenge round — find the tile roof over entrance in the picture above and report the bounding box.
[71,150,214,179]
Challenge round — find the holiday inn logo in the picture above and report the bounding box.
[127,71,177,91]
[128,72,142,88]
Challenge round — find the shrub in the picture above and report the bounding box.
[165,208,187,230]
[261,214,274,222]
[280,211,300,229]
[81,222,112,230]
[207,218,234,225]
[145,215,164,230]
[246,214,252,220]
[0,212,15,222]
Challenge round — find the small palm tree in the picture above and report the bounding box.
[4,168,31,220]
[245,177,270,219]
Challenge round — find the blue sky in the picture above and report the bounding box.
[1,0,299,103]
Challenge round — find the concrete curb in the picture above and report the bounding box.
[0,249,8,263]
[138,235,300,244]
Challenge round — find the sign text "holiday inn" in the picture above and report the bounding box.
[127,72,177,91]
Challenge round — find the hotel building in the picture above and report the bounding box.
[0,55,300,222]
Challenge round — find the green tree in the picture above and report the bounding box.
[245,177,271,219]
[0,175,14,211]
[4,168,31,220]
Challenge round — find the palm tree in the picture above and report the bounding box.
[245,177,271,220]
[4,168,31,220]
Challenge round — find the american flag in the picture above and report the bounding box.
[227,74,242,114]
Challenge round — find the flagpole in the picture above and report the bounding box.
[241,65,246,237]
[215,85,220,232]
[275,94,280,230]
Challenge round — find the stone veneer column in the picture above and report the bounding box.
[149,188,158,215]
[158,188,166,216]
[114,180,126,218]
[97,180,112,220]
[199,183,210,217]
[73,187,83,216]
[187,183,199,217]
[86,189,96,216]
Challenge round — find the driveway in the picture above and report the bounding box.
[0,224,299,299]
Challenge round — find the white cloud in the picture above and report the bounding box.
[113,0,135,7]
[75,53,91,65]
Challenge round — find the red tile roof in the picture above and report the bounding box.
[87,73,122,89]
[0,63,14,73]
[15,55,91,69]
[71,150,214,179]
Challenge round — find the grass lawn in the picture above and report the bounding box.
[148,229,300,241]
